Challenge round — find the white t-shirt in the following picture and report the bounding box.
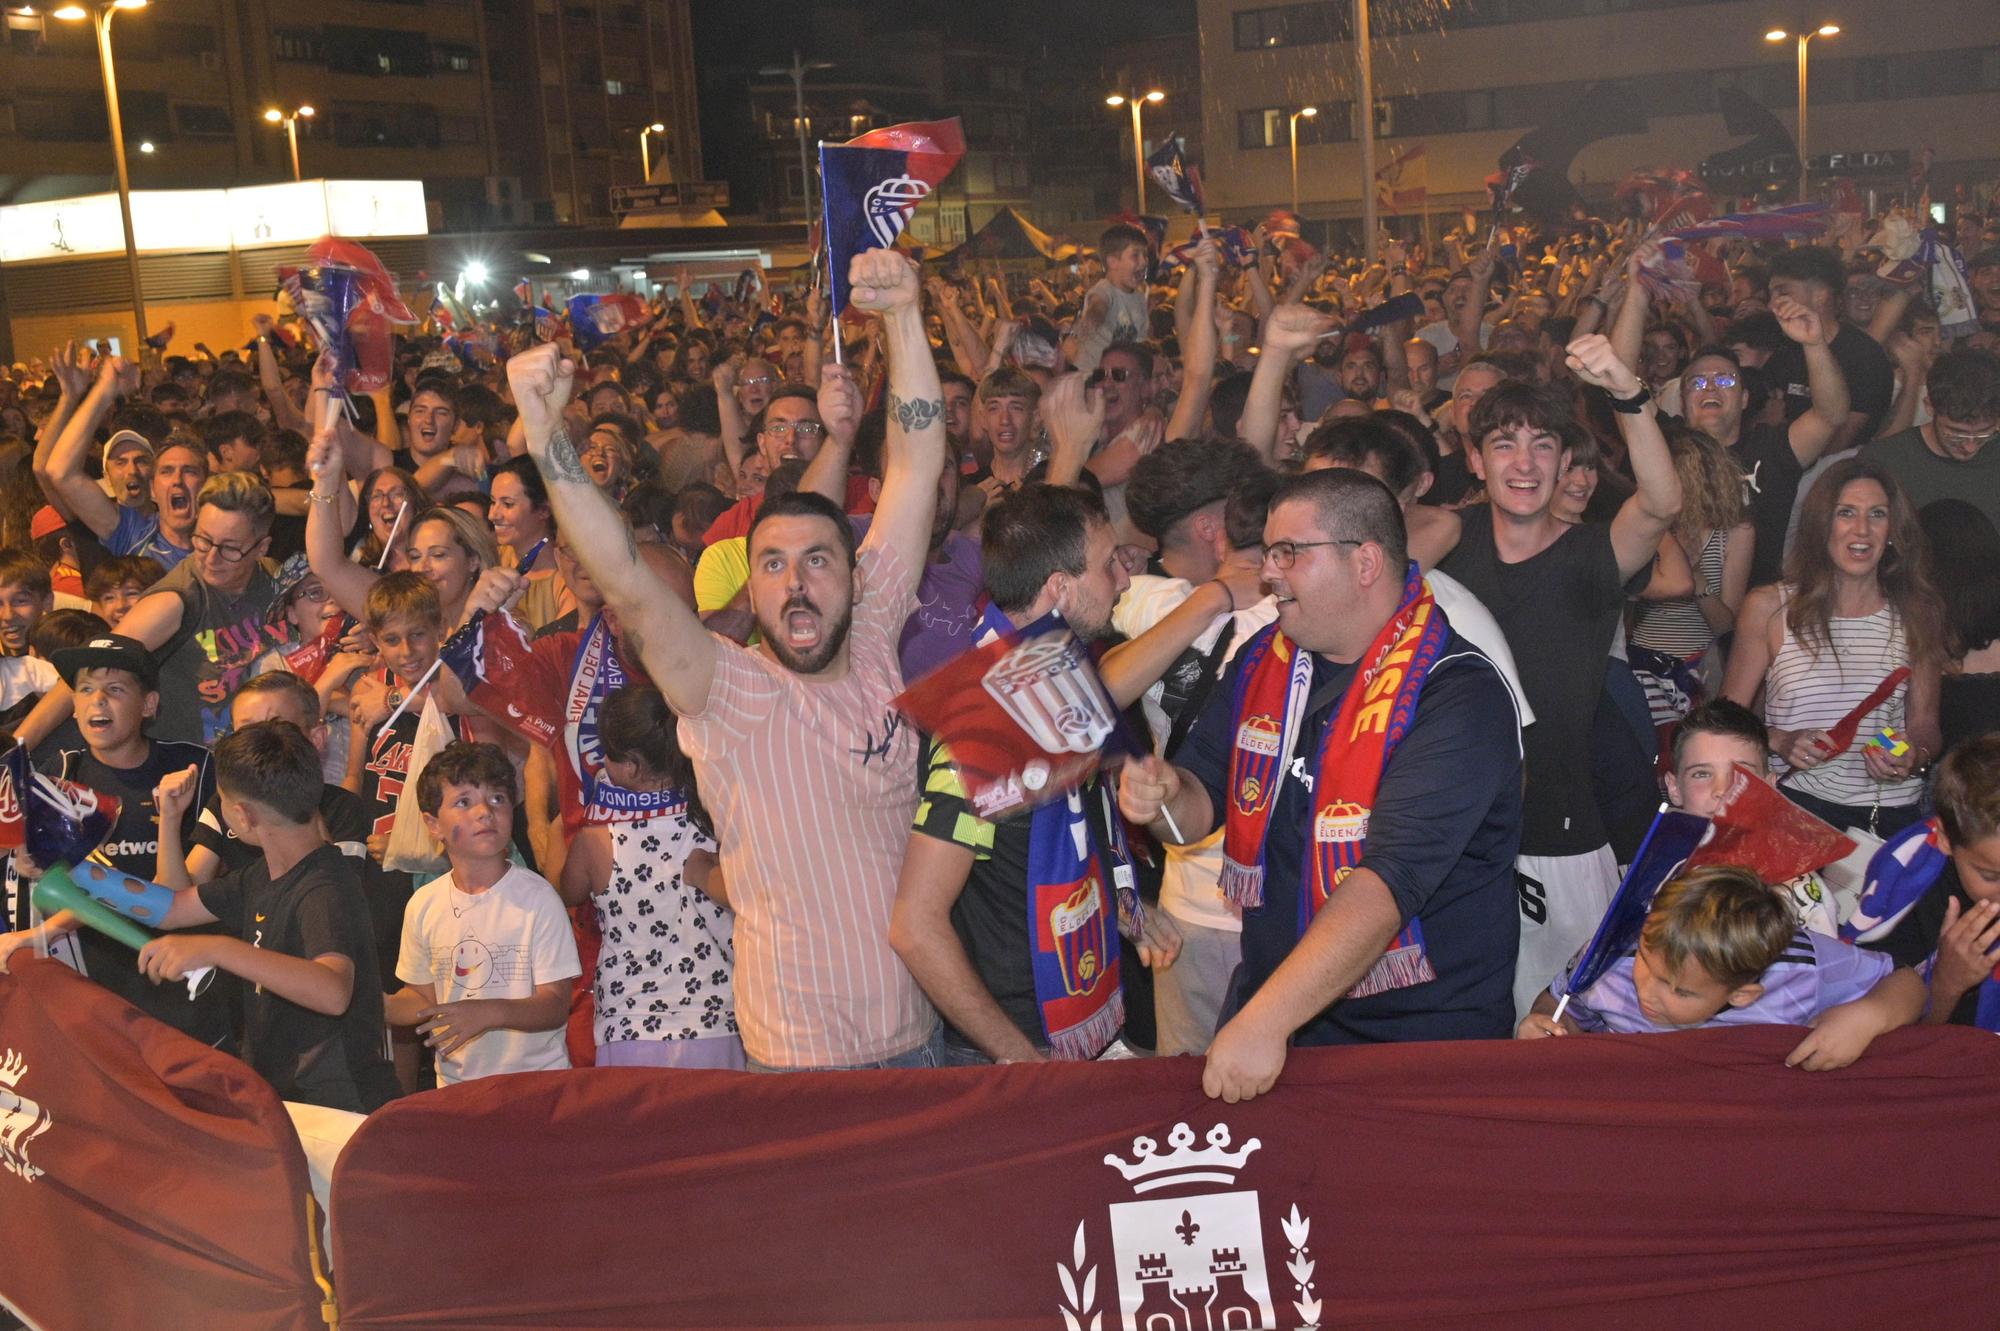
[1111,570,1534,934]
[0,655,58,713]
[1416,319,1492,392]
[396,864,581,1086]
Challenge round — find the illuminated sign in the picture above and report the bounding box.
[0,180,428,264]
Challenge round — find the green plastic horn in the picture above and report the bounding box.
[32,863,215,999]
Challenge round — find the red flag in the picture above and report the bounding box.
[439,610,562,748]
[1686,763,1856,884]
[1822,666,1912,757]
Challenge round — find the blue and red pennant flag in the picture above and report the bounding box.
[276,237,416,395]
[819,117,965,321]
[1554,808,1710,1013]
[0,743,121,867]
[566,293,647,351]
[1146,134,1205,217]
[438,607,561,751]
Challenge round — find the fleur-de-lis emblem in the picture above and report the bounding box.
[1175,1209,1200,1247]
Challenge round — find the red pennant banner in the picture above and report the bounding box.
[1687,762,1857,884]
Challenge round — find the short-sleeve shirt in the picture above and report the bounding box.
[396,864,581,1085]
[1763,322,1895,441]
[198,844,400,1112]
[1439,507,1637,855]
[193,782,370,876]
[677,539,938,1067]
[1558,928,1895,1033]
[149,559,285,745]
[1175,633,1525,1045]
[1868,426,2000,533]
[1730,423,1808,587]
[107,504,191,573]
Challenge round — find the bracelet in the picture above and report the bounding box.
[308,489,339,506]
[1607,384,1653,414]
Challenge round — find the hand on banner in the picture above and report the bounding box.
[418,1000,504,1056]
[138,932,219,985]
[1117,753,1182,831]
[1203,1013,1285,1103]
[507,343,578,445]
[847,249,919,315]
[1784,996,1891,1072]
[818,363,864,446]
[464,567,525,620]
[0,928,44,973]
[1929,898,2000,1005]
[1516,1011,1579,1039]
[1564,334,1643,398]
[1261,303,1335,356]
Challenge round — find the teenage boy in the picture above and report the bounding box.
[1427,336,1683,1020]
[0,552,60,730]
[140,721,400,1112]
[1851,735,2000,1026]
[1518,864,1924,1070]
[1665,699,1840,936]
[384,741,579,1086]
[40,355,208,571]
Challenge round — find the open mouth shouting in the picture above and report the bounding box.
[782,593,824,650]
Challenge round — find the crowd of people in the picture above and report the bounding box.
[0,187,1997,1116]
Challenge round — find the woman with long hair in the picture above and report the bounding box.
[1723,456,1948,836]
[348,465,428,571]
[557,685,740,1070]
[1629,419,1753,750]
[486,455,568,632]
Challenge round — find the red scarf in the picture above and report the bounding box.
[1220,563,1451,995]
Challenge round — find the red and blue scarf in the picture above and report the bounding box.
[1220,561,1451,997]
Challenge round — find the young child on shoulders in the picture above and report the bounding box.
[1519,864,1927,1070]
[1667,699,1842,936]
[1851,735,2000,1028]
[384,741,578,1086]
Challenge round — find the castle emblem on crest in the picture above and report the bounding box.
[0,1049,53,1183]
[1059,1121,1323,1330]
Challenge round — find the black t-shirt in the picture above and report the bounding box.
[197,843,399,1112]
[266,492,309,565]
[1731,422,1807,588]
[1439,506,1641,856]
[1863,861,1980,1026]
[150,559,285,746]
[1763,322,1895,442]
[1176,633,1524,1045]
[1421,450,1476,508]
[192,782,370,876]
[46,739,233,1047]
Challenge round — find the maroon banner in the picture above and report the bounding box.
[0,958,324,1331]
[331,1027,2000,1329]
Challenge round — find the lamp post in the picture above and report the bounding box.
[1766,22,1840,201]
[1355,0,1379,264]
[1288,106,1318,216]
[758,50,833,233]
[1105,89,1164,214]
[639,121,666,184]
[53,0,151,347]
[262,104,315,182]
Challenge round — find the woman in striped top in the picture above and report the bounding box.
[1723,457,1947,837]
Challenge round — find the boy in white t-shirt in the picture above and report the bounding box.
[385,740,579,1086]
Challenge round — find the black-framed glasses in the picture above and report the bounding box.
[191,532,258,562]
[1261,538,1361,570]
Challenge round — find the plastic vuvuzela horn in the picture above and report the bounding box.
[31,863,215,999]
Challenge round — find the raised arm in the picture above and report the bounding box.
[253,316,307,434]
[1166,241,1221,442]
[305,417,382,620]
[799,362,861,507]
[712,358,749,475]
[1453,238,1498,357]
[1565,335,1682,581]
[509,343,717,717]
[848,249,946,567]
[39,354,130,539]
[1240,304,1332,460]
[1773,296,1850,466]
[33,341,93,504]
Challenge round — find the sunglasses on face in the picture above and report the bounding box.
[1107,367,1140,383]
[1685,373,1740,392]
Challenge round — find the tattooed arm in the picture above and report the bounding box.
[849,249,947,579]
[507,343,718,716]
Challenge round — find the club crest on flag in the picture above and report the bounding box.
[864,174,933,248]
[0,1049,52,1183]
[1058,1121,1325,1330]
[982,634,1119,758]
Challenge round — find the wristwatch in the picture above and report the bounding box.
[1607,384,1653,414]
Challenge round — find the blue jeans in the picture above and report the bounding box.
[745,1027,945,1074]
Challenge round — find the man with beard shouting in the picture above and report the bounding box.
[509,248,948,1071]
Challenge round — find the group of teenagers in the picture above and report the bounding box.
[0,199,1995,1116]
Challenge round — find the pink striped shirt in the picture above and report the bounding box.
[678,540,938,1067]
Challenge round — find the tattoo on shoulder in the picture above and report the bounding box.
[891,394,942,436]
[540,424,590,485]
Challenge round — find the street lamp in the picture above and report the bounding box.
[1105,89,1164,214]
[1288,106,1318,216]
[52,0,152,347]
[758,50,834,233]
[639,121,666,184]
[1766,22,1840,201]
[262,104,315,182]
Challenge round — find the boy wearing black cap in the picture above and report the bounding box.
[11,633,230,1043]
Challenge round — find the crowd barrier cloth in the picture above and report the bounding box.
[330,1024,2000,1330]
[0,958,327,1331]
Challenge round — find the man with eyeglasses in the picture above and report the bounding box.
[12,473,283,750]
[1868,345,2000,530]
[700,385,868,547]
[1119,468,1524,1101]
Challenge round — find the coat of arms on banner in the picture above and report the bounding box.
[0,1049,52,1182]
[1059,1121,1323,1330]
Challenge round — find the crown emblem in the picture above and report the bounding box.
[1103,1122,1261,1195]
